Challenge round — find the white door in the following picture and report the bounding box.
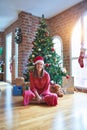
[6,33,12,83]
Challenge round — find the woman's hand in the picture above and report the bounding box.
[34,91,42,103]
[36,95,42,103]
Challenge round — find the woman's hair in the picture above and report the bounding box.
[34,65,44,78]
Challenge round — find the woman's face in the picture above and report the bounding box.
[36,62,44,72]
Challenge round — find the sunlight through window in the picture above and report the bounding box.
[71,14,87,88]
[53,37,62,56]
[53,36,63,66]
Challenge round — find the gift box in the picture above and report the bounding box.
[13,86,23,96]
[62,76,74,94]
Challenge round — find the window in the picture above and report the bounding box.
[52,36,63,66]
[71,13,87,88]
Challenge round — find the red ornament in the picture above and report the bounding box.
[66,75,70,79]
[51,48,55,51]
[46,63,50,67]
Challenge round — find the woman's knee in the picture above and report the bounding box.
[44,94,58,106]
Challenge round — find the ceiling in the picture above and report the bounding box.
[0,0,83,32]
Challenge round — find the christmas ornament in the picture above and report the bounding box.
[38,48,41,51]
[51,48,55,52]
[48,54,52,57]
[66,75,70,79]
[32,55,35,58]
[46,63,50,67]
[14,28,22,44]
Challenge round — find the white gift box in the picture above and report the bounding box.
[62,76,74,94]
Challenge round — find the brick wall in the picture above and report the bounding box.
[17,11,40,78]
[47,0,87,73]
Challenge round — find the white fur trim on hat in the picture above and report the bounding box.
[34,60,44,65]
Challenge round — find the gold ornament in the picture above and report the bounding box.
[32,55,35,58]
[38,48,41,51]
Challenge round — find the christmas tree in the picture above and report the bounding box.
[23,15,69,85]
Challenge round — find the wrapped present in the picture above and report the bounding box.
[62,76,74,94]
[13,86,23,96]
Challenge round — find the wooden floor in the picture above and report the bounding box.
[0,82,87,130]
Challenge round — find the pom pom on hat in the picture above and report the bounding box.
[34,56,44,65]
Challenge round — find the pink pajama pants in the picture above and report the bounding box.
[23,90,58,106]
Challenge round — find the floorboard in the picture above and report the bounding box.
[0,82,87,130]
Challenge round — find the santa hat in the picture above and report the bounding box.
[34,56,44,65]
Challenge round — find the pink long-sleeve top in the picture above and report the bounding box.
[29,70,50,95]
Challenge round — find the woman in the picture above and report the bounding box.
[23,56,58,106]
